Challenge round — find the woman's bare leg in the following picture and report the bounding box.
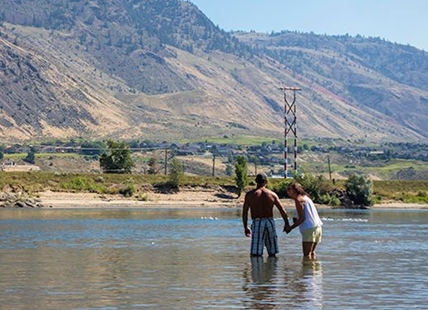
[310,243,318,258]
[302,242,314,257]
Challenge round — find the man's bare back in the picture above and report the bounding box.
[245,187,278,219]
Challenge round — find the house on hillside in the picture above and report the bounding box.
[1,160,16,167]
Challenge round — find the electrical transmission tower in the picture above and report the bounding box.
[279,87,301,178]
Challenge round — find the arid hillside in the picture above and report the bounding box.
[1,0,428,143]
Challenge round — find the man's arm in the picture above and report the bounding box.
[273,193,290,231]
[242,195,251,237]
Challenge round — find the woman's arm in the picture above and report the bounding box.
[289,196,305,231]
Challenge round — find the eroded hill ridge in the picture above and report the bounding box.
[0,0,427,143]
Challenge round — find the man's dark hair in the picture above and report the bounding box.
[255,173,268,184]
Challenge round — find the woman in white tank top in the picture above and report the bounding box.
[285,182,323,258]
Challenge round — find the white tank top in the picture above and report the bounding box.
[299,195,323,232]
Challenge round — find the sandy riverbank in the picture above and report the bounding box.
[36,190,243,209]
[34,190,428,210]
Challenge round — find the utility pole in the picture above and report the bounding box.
[279,86,301,178]
[212,152,216,177]
[164,147,168,175]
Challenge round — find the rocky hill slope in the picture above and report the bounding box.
[0,0,427,143]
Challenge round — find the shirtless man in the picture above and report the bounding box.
[242,173,290,257]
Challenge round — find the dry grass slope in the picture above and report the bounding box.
[1,0,427,143]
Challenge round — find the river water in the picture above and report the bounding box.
[0,207,427,309]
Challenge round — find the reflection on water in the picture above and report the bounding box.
[0,208,428,309]
[300,259,323,309]
[249,256,278,284]
[244,256,278,309]
[242,256,324,309]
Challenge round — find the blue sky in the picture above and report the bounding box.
[190,0,428,51]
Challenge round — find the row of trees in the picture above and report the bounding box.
[1,140,372,207]
[97,141,373,207]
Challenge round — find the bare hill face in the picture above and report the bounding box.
[0,0,427,143]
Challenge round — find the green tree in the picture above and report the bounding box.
[227,151,234,164]
[345,173,373,206]
[235,155,248,197]
[248,155,260,175]
[147,157,159,174]
[225,164,233,176]
[99,140,134,174]
[169,157,184,188]
[23,147,36,164]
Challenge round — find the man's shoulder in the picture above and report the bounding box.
[261,187,277,196]
[245,188,257,195]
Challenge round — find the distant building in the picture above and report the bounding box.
[2,160,16,166]
[1,160,40,172]
[368,151,385,156]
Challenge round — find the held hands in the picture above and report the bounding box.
[284,217,297,234]
[283,221,292,234]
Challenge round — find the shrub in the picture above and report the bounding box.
[95,176,104,183]
[330,196,341,207]
[319,193,332,205]
[61,176,102,193]
[345,174,373,206]
[417,191,427,197]
[119,183,136,197]
[168,158,184,188]
[136,193,149,201]
[319,193,341,207]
